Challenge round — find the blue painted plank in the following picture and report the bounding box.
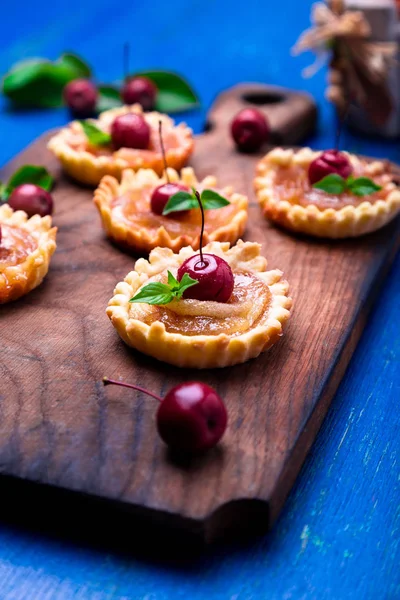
[0,0,399,598]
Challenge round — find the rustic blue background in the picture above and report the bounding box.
[0,1,399,598]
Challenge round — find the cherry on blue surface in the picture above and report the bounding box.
[63,79,98,118]
[121,77,157,111]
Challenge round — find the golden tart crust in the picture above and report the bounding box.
[94,167,248,254]
[107,240,292,369]
[47,105,194,186]
[0,204,57,304]
[255,148,400,238]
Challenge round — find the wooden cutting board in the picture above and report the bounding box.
[0,84,398,546]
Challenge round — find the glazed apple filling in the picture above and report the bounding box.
[273,162,393,210]
[111,186,239,239]
[134,271,271,336]
[0,225,37,268]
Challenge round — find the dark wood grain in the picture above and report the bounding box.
[0,84,398,545]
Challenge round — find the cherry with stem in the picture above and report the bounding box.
[102,376,228,453]
[121,44,157,110]
[150,122,188,215]
[103,377,161,401]
[308,101,353,185]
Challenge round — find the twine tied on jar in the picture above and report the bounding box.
[292,0,397,125]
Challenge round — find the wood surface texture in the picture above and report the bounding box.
[0,84,398,544]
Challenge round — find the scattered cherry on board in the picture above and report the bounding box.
[103,377,228,453]
[231,108,270,152]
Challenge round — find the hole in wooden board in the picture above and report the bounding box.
[242,91,285,105]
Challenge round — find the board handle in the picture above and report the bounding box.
[204,83,317,146]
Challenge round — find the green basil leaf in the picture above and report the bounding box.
[162,191,197,215]
[57,52,91,78]
[129,282,173,305]
[167,270,179,289]
[96,85,122,113]
[0,182,8,202]
[133,70,200,113]
[347,176,382,197]
[2,54,88,108]
[200,189,230,209]
[3,165,54,199]
[79,121,111,146]
[175,273,198,299]
[313,173,346,195]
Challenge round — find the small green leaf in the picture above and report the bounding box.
[346,176,382,197]
[175,272,198,298]
[3,165,54,199]
[2,53,91,108]
[129,282,173,305]
[96,85,122,113]
[79,121,111,146]
[167,270,179,289]
[162,191,197,215]
[133,70,200,113]
[57,52,91,78]
[0,182,7,202]
[200,189,230,209]
[313,174,346,195]
[129,271,198,305]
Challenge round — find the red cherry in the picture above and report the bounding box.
[111,113,150,150]
[151,183,189,216]
[177,253,234,302]
[63,79,97,118]
[8,184,53,217]
[102,378,227,454]
[231,108,269,152]
[157,382,227,453]
[308,150,353,185]
[121,77,157,111]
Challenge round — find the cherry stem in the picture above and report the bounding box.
[158,120,170,184]
[123,42,130,81]
[194,190,205,266]
[102,377,162,402]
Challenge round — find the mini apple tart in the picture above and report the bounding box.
[94,167,248,254]
[47,104,194,186]
[107,240,292,369]
[255,147,400,238]
[0,204,57,304]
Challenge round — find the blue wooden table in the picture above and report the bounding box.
[1,1,399,598]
